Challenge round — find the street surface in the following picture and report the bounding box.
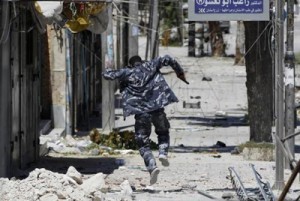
[110,20,300,200]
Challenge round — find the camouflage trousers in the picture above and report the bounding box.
[134,108,170,172]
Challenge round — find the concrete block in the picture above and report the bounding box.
[183,101,201,109]
[242,147,275,161]
[52,105,65,128]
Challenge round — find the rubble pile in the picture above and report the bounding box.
[0,166,134,201]
[40,129,157,157]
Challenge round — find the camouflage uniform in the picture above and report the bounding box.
[103,55,184,173]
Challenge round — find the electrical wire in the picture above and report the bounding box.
[243,20,273,60]
[50,3,279,127]
[116,0,184,10]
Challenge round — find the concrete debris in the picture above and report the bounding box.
[114,149,134,155]
[0,167,136,201]
[215,110,227,117]
[183,100,201,109]
[76,139,93,152]
[202,76,212,81]
[66,166,83,184]
[242,147,274,161]
[221,192,235,199]
[120,180,133,196]
[40,129,138,157]
[190,96,201,99]
[39,193,58,201]
[89,148,100,155]
[81,173,106,194]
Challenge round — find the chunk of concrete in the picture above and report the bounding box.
[66,166,83,184]
[242,147,274,161]
[80,173,106,194]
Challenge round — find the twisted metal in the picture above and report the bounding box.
[229,164,275,201]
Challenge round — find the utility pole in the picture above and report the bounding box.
[178,0,184,46]
[145,1,152,60]
[116,2,121,68]
[128,0,139,59]
[188,21,195,57]
[101,2,115,133]
[284,0,296,169]
[274,0,285,190]
[122,2,129,64]
[150,0,159,59]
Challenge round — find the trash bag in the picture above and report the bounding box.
[34,1,63,22]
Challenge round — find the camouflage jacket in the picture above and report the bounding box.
[102,55,184,117]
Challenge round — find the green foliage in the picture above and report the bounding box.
[295,51,300,64]
[86,142,100,151]
[89,128,158,150]
[238,141,274,152]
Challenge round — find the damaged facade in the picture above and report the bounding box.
[0,0,139,178]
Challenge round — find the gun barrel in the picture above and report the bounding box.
[181,78,189,85]
[184,80,189,85]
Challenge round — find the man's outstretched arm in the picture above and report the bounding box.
[102,68,126,80]
[159,55,189,84]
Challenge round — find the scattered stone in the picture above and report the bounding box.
[231,146,241,155]
[102,152,110,156]
[66,166,83,184]
[202,76,212,81]
[60,147,82,154]
[190,96,201,99]
[93,191,104,201]
[89,148,100,155]
[81,173,106,194]
[215,110,227,117]
[120,180,133,196]
[222,192,235,199]
[76,139,92,152]
[64,135,78,147]
[114,149,134,155]
[145,185,155,191]
[68,188,86,201]
[182,183,197,190]
[39,193,59,201]
[47,141,65,153]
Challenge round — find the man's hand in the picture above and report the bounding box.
[177,72,189,85]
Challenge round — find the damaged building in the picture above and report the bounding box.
[0,0,139,178]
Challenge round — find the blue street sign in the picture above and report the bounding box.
[188,0,269,21]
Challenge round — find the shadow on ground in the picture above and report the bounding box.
[170,144,300,154]
[170,144,236,153]
[169,115,248,127]
[27,156,122,175]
